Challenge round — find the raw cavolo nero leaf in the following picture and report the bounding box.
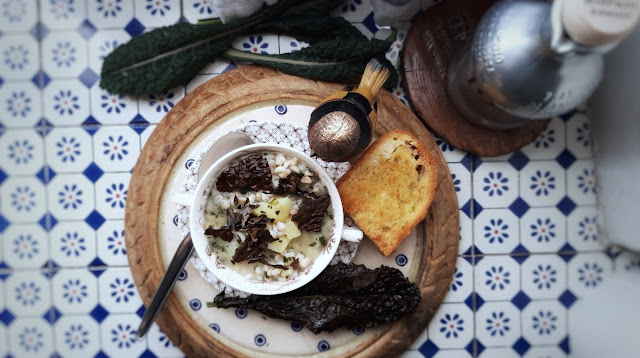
[211,262,420,333]
[221,25,398,90]
[99,0,398,95]
[250,16,365,43]
[280,0,347,17]
[100,0,300,96]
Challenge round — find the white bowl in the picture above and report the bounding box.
[189,143,361,295]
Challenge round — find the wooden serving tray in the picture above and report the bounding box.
[125,66,459,357]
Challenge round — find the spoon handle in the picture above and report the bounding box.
[136,234,194,339]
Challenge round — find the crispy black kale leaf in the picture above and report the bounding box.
[212,262,420,333]
[292,194,329,232]
[231,229,276,264]
[204,227,234,242]
[273,173,302,195]
[216,155,273,192]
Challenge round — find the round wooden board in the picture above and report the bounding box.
[401,0,549,157]
[125,65,459,357]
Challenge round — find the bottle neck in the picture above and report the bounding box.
[553,0,640,54]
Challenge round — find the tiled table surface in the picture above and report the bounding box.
[1,1,639,357]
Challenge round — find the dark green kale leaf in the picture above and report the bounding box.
[100,0,299,96]
[212,263,420,333]
[221,28,398,89]
[279,0,345,17]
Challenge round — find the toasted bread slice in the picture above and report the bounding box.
[337,130,438,256]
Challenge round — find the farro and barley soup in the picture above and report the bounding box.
[204,151,333,282]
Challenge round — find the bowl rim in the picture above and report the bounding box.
[189,143,344,295]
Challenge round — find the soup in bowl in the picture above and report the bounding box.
[189,143,361,295]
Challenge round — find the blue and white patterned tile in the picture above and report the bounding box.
[134,0,181,28]
[186,73,216,93]
[279,35,310,54]
[521,300,567,346]
[40,0,88,30]
[331,0,373,23]
[199,58,236,75]
[401,349,424,357]
[449,163,471,209]
[97,267,142,313]
[147,322,184,357]
[520,208,567,253]
[427,303,474,350]
[476,301,522,348]
[88,29,132,74]
[521,118,566,161]
[52,268,99,315]
[409,326,429,350]
[519,161,566,207]
[7,317,54,357]
[521,254,567,300]
[0,233,4,268]
[139,124,156,148]
[2,224,49,269]
[565,112,592,159]
[96,219,127,266]
[566,159,596,206]
[94,173,130,219]
[614,250,640,272]
[474,255,521,302]
[429,349,473,358]
[0,128,44,176]
[99,314,146,357]
[473,209,520,254]
[182,0,219,23]
[42,31,89,79]
[443,257,473,303]
[523,346,567,358]
[87,0,135,29]
[473,162,519,209]
[479,152,512,163]
[47,173,96,221]
[44,127,93,173]
[137,86,185,124]
[0,80,43,128]
[231,34,280,55]
[0,0,38,33]
[0,324,6,357]
[567,252,612,299]
[0,34,40,81]
[459,210,472,256]
[567,206,602,251]
[0,177,47,223]
[90,85,138,124]
[478,347,519,358]
[5,270,51,317]
[49,221,97,268]
[93,125,141,172]
[43,79,91,126]
[433,134,468,163]
[53,315,101,358]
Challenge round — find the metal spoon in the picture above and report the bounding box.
[136,132,254,339]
